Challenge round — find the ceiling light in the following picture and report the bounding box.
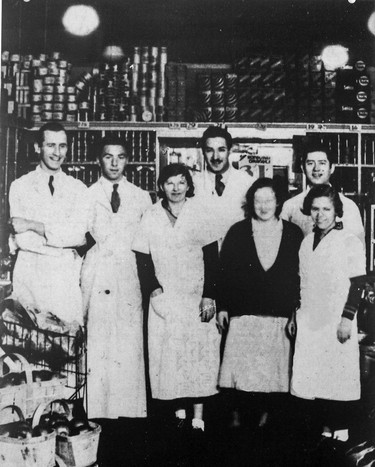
[368,11,375,36]
[321,45,349,71]
[62,5,100,36]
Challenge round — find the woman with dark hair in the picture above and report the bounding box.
[133,163,221,432]
[218,177,303,428]
[290,184,366,437]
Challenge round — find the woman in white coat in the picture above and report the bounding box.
[133,163,221,433]
[289,184,366,438]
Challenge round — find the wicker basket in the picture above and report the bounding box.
[33,399,101,467]
[0,353,67,418]
[0,404,56,467]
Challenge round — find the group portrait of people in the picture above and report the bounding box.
[7,121,367,464]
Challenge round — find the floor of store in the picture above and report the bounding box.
[93,394,375,467]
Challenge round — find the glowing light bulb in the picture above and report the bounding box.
[348,0,356,4]
[368,12,375,36]
[321,45,349,71]
[62,5,100,36]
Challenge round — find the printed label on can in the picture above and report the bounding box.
[43,93,54,102]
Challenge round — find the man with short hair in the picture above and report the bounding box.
[81,135,151,425]
[281,140,364,244]
[9,122,88,324]
[194,126,255,240]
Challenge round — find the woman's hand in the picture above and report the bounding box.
[217,310,229,333]
[199,297,216,322]
[337,317,352,343]
[287,312,297,338]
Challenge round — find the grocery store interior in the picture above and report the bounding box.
[1,0,375,466]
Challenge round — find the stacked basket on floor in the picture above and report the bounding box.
[0,354,100,466]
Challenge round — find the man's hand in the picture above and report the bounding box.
[337,317,352,344]
[199,297,216,322]
[217,310,229,333]
[11,217,45,237]
[287,312,297,338]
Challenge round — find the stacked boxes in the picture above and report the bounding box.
[166,63,187,121]
[192,72,238,122]
[336,60,371,124]
[235,54,286,122]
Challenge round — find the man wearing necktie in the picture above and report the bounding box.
[193,126,255,243]
[81,135,151,459]
[8,122,89,325]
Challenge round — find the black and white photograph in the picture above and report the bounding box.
[1,0,375,465]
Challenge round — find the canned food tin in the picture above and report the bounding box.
[38,67,48,76]
[33,79,44,93]
[355,60,366,72]
[32,93,43,102]
[55,76,67,86]
[43,93,54,102]
[53,102,65,111]
[32,104,43,113]
[2,51,10,62]
[357,108,369,119]
[142,109,153,122]
[31,59,41,68]
[133,47,141,64]
[356,91,369,103]
[49,67,59,76]
[67,94,76,103]
[10,54,20,62]
[42,111,53,120]
[67,102,78,112]
[22,60,31,70]
[38,53,47,62]
[43,103,53,111]
[159,47,168,66]
[52,111,64,120]
[65,113,77,122]
[55,86,66,94]
[43,76,55,85]
[24,54,33,62]
[67,86,76,94]
[51,51,61,60]
[43,85,54,94]
[358,75,370,87]
[54,93,66,103]
[31,114,43,123]
[58,59,68,69]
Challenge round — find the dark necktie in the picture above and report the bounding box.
[215,174,225,197]
[111,183,121,213]
[48,175,54,196]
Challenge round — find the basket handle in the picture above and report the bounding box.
[32,399,71,429]
[0,352,33,385]
[0,404,26,422]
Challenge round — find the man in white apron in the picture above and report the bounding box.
[81,135,151,464]
[280,139,364,245]
[9,122,88,325]
[193,126,255,243]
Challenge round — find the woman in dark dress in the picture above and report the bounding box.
[218,177,303,428]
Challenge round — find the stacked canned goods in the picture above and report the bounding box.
[166,63,187,121]
[1,51,32,119]
[132,46,167,122]
[30,52,73,123]
[336,60,371,124]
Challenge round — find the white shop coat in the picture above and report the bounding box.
[193,166,254,241]
[132,198,221,400]
[9,166,88,324]
[81,176,151,419]
[291,229,366,401]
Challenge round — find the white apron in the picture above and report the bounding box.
[133,199,221,400]
[9,167,88,324]
[291,230,366,401]
[81,179,150,418]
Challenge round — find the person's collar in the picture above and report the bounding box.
[206,165,231,184]
[313,221,343,235]
[36,164,63,180]
[100,175,125,188]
